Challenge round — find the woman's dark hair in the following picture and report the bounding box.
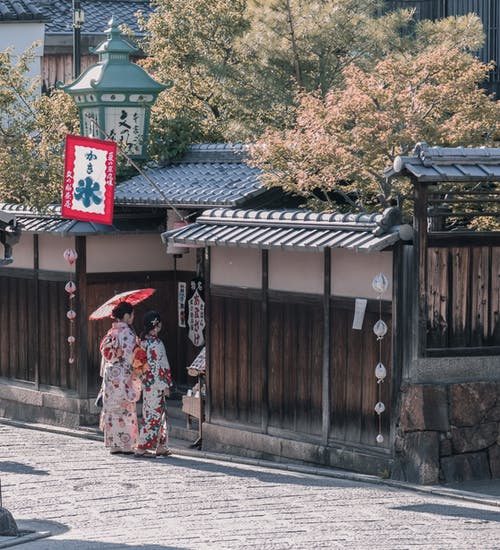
[111,301,133,320]
[141,311,161,338]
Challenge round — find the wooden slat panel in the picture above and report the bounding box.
[329,300,392,448]
[224,297,239,421]
[450,247,470,347]
[426,247,449,347]
[268,300,284,429]
[208,295,225,420]
[268,297,322,435]
[470,247,490,346]
[0,277,10,378]
[491,248,500,345]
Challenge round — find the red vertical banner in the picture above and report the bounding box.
[62,135,117,225]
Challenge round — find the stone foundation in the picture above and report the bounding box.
[395,381,500,485]
[0,378,100,427]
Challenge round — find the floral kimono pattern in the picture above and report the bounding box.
[137,334,173,451]
[99,321,142,452]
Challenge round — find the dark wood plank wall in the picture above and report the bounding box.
[0,272,71,388]
[426,246,500,352]
[267,293,323,436]
[209,286,391,446]
[0,269,199,395]
[209,288,265,426]
[329,301,392,448]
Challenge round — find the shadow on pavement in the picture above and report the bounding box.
[393,503,500,523]
[131,453,373,489]
[15,521,185,550]
[0,461,49,476]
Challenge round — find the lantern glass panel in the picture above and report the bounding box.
[104,106,145,156]
[82,108,99,138]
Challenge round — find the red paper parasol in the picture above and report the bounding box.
[89,288,156,320]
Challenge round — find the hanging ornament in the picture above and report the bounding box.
[63,249,78,265]
[63,250,77,367]
[375,362,387,382]
[65,281,77,295]
[372,272,389,294]
[373,319,388,339]
[372,272,388,445]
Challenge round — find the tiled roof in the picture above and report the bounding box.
[0,0,44,21]
[387,142,500,183]
[0,1,152,34]
[0,203,162,235]
[162,207,413,253]
[115,144,270,208]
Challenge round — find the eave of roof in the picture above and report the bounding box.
[387,142,500,183]
[161,208,412,253]
[0,203,162,236]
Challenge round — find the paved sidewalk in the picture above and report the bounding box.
[1,417,500,508]
[1,420,500,549]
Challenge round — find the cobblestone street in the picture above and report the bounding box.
[1,423,500,549]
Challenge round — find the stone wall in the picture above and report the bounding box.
[394,382,500,484]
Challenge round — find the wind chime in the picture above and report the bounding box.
[63,248,78,365]
[372,272,388,444]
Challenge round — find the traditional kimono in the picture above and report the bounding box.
[99,321,142,452]
[137,334,173,451]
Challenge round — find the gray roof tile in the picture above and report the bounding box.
[388,142,500,183]
[162,207,412,253]
[0,1,152,33]
[0,203,162,235]
[115,144,268,208]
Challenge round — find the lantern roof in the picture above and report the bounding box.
[61,17,167,96]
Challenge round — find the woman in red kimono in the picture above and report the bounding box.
[134,311,173,458]
[99,301,142,454]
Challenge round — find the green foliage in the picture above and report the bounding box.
[0,47,79,209]
[250,14,500,216]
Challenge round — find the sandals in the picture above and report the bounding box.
[156,446,173,457]
[134,449,156,458]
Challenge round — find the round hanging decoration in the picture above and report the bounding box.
[372,272,389,294]
[63,248,78,265]
[65,281,77,295]
[372,272,388,445]
[375,362,387,382]
[373,319,388,339]
[63,250,77,366]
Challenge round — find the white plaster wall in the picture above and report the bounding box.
[86,233,197,273]
[38,234,76,272]
[0,23,45,85]
[331,248,392,298]
[211,247,261,288]
[269,249,323,294]
[8,232,34,269]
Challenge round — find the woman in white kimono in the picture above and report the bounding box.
[99,301,142,454]
[135,311,173,458]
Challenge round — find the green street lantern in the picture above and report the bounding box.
[61,18,168,159]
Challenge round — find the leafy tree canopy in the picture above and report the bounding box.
[0,47,78,210]
[250,13,499,217]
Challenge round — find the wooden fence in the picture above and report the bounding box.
[426,245,500,354]
[208,287,392,449]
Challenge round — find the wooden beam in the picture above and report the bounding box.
[322,248,331,445]
[75,236,88,399]
[261,249,269,434]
